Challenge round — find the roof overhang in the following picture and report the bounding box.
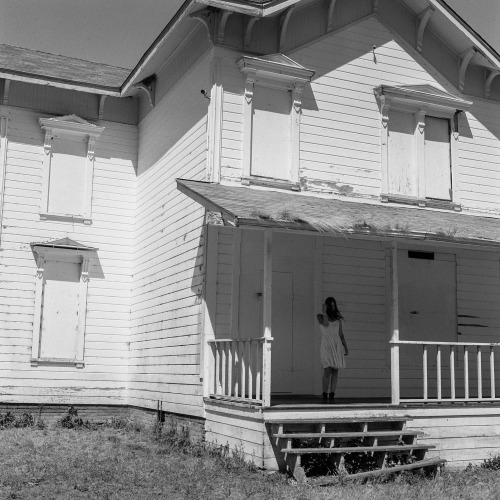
[177,179,500,247]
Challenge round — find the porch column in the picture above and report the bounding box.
[390,242,400,404]
[262,229,273,407]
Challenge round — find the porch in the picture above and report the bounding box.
[176,179,500,470]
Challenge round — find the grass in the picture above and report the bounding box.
[0,416,500,499]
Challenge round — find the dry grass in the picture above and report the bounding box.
[0,423,500,499]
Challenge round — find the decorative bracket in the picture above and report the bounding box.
[458,47,476,93]
[190,8,216,43]
[244,17,259,50]
[87,137,96,161]
[217,10,233,45]
[380,96,390,128]
[35,254,45,279]
[98,95,107,120]
[292,83,304,112]
[244,70,257,103]
[81,257,90,283]
[43,128,53,155]
[373,0,379,13]
[326,0,338,33]
[2,79,10,106]
[485,70,500,98]
[416,5,435,53]
[417,107,427,133]
[133,74,156,108]
[278,6,295,52]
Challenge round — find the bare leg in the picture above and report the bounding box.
[322,367,333,393]
[330,369,339,393]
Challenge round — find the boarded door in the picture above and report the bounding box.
[398,250,457,398]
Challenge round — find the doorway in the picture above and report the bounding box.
[398,250,457,398]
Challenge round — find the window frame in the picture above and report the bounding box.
[30,240,96,368]
[375,85,472,210]
[38,115,104,224]
[238,54,314,189]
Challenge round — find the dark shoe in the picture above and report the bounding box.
[322,392,328,403]
[329,392,335,403]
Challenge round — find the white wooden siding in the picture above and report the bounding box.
[129,51,211,418]
[0,107,137,405]
[321,236,389,399]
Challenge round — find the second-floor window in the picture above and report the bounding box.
[375,84,472,209]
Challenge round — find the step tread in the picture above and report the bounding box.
[282,444,435,454]
[312,457,447,484]
[274,430,422,439]
[267,416,412,424]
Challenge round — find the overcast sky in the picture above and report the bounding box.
[0,0,498,68]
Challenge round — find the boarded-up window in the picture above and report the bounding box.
[388,111,416,197]
[48,138,88,216]
[424,116,451,200]
[39,259,81,359]
[251,87,291,180]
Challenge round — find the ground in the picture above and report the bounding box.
[0,418,499,499]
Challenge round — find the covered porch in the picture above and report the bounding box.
[177,179,500,411]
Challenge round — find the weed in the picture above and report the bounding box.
[481,454,500,471]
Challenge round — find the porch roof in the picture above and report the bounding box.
[176,179,500,246]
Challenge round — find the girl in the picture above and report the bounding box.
[317,296,348,403]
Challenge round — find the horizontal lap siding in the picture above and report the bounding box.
[294,16,442,197]
[0,108,137,405]
[459,99,500,213]
[321,237,389,398]
[130,52,211,418]
[215,228,234,337]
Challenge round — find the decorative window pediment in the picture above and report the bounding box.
[30,238,98,368]
[375,84,472,210]
[374,84,472,116]
[38,115,104,224]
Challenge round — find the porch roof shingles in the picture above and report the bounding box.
[176,179,500,246]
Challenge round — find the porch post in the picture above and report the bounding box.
[262,229,273,407]
[390,241,400,405]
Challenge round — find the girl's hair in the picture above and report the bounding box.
[325,296,343,321]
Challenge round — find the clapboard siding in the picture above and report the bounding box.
[0,106,136,405]
[129,50,211,418]
[218,13,500,215]
[321,236,389,398]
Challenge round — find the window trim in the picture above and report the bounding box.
[374,85,472,209]
[30,239,97,368]
[238,54,314,186]
[38,115,104,224]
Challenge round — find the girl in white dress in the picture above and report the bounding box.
[317,297,348,403]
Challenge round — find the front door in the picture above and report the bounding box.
[398,250,457,398]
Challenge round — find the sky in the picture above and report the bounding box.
[0,0,498,69]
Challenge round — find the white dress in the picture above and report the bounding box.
[319,320,346,369]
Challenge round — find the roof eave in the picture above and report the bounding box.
[0,69,121,97]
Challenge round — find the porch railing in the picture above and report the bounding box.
[391,340,500,404]
[207,337,272,406]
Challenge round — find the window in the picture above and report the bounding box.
[30,238,96,367]
[238,54,314,188]
[375,85,472,210]
[39,115,104,224]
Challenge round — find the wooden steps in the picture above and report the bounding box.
[270,416,445,483]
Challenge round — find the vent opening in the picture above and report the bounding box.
[408,251,434,260]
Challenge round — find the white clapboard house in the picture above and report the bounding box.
[3,0,500,479]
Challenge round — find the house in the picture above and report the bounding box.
[2,0,500,478]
